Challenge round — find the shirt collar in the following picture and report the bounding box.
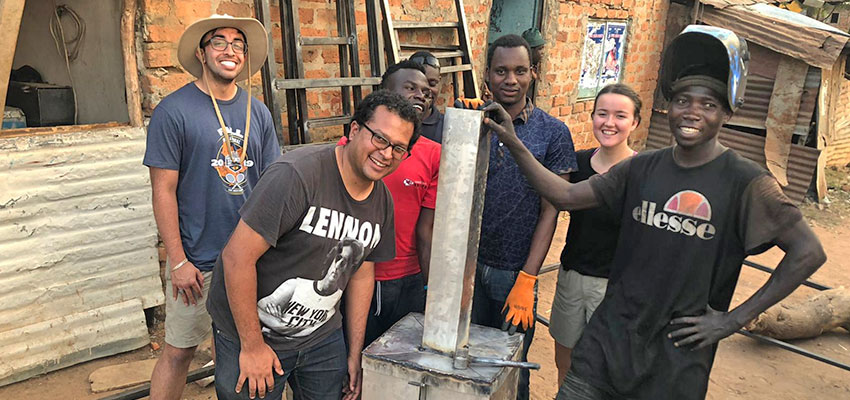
[513,98,535,124]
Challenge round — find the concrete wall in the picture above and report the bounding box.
[12,0,130,125]
[0,125,164,385]
[136,0,666,148]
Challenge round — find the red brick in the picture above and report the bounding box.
[175,1,212,25]
[141,0,172,19]
[413,0,429,10]
[299,8,315,25]
[322,48,340,63]
[216,2,253,17]
[143,46,175,68]
[145,24,184,43]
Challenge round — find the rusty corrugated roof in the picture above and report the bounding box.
[699,3,849,69]
[646,111,819,203]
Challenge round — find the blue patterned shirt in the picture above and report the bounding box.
[477,103,577,271]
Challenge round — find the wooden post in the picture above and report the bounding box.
[121,0,143,127]
[0,0,26,129]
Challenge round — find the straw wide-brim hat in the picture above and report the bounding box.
[177,14,268,82]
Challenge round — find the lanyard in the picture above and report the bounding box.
[203,55,252,163]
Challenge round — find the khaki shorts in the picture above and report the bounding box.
[164,266,213,348]
[549,268,607,348]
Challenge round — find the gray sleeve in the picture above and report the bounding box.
[143,104,182,170]
[240,163,307,248]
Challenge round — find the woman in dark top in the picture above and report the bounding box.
[549,83,642,386]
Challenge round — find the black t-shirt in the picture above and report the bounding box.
[207,145,396,351]
[560,148,621,278]
[571,147,802,399]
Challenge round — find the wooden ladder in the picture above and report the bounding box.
[379,0,480,99]
[272,0,383,145]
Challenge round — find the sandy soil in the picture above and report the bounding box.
[2,171,850,399]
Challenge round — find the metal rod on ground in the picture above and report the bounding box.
[737,330,850,372]
[98,365,215,400]
[535,314,850,373]
[539,261,833,292]
[742,260,832,291]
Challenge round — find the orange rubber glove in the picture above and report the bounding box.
[453,97,486,110]
[501,271,537,334]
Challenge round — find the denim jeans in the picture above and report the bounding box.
[214,326,348,400]
[471,262,538,400]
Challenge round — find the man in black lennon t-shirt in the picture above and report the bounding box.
[482,26,826,399]
[206,90,420,400]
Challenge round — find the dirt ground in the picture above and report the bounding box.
[2,166,850,399]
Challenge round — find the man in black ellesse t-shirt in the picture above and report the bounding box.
[482,26,826,399]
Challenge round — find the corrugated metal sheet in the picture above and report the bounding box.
[700,3,849,69]
[731,58,819,137]
[0,126,164,386]
[0,299,149,386]
[826,76,850,167]
[646,111,820,203]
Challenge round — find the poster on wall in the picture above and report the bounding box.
[600,22,627,87]
[578,21,606,99]
[578,20,629,99]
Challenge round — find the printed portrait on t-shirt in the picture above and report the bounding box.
[257,237,366,338]
[210,126,256,195]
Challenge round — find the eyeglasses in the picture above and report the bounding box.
[410,55,440,70]
[358,121,410,160]
[202,37,248,54]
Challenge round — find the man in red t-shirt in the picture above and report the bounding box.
[338,60,441,345]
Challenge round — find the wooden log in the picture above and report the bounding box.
[121,0,143,126]
[745,288,850,340]
[0,0,26,128]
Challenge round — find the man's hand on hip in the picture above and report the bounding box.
[236,342,284,399]
[668,305,738,350]
[171,261,204,306]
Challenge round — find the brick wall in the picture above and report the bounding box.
[138,0,493,143]
[534,0,668,150]
[137,0,666,148]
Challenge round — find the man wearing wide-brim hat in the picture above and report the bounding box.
[143,14,280,400]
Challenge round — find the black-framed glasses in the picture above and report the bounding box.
[202,37,248,54]
[358,121,410,160]
[410,55,440,70]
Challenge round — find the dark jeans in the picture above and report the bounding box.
[365,272,426,347]
[471,262,538,400]
[214,326,348,400]
[556,372,612,400]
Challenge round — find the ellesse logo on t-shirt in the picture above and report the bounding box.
[632,190,716,240]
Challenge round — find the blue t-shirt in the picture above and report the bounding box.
[143,83,281,271]
[478,107,576,271]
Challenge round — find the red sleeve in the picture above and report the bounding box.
[422,144,441,209]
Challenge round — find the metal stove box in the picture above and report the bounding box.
[362,313,523,400]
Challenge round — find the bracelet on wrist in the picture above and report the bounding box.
[171,258,189,272]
